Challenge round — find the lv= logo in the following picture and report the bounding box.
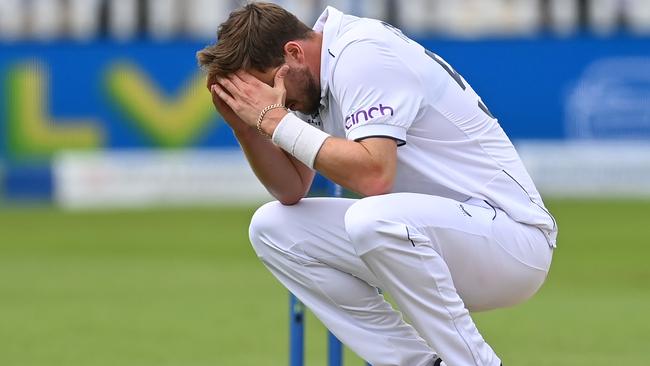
[5,62,217,158]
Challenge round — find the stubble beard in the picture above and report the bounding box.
[288,66,321,116]
[303,72,321,116]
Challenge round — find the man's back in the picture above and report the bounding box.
[318,9,556,246]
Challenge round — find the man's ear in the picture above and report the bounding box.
[283,41,305,63]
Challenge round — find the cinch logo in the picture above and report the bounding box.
[344,104,394,130]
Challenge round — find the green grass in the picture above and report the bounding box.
[0,200,649,366]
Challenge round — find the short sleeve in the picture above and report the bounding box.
[330,40,424,145]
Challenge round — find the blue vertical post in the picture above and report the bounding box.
[290,293,305,366]
[328,332,343,366]
[327,181,344,366]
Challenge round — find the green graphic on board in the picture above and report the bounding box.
[105,63,216,148]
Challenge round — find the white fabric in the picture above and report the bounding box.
[249,7,558,366]
[311,7,558,247]
[250,194,552,366]
[272,113,330,169]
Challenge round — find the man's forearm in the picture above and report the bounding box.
[234,126,315,205]
[313,137,397,197]
[261,114,397,197]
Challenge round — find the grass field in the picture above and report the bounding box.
[1,200,649,366]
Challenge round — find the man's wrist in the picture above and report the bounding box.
[271,113,330,169]
[260,109,289,137]
[232,124,257,140]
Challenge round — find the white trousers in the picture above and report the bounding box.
[249,193,553,366]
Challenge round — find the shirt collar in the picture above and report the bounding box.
[313,7,343,108]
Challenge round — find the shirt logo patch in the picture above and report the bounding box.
[344,104,394,130]
[307,116,322,127]
[305,111,322,127]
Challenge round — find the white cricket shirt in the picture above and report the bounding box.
[309,7,557,247]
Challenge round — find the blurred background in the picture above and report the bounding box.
[1,1,649,366]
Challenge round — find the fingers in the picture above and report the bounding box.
[274,65,290,89]
[216,76,242,98]
[209,84,226,106]
[211,84,237,111]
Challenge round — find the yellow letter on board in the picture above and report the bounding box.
[6,64,102,158]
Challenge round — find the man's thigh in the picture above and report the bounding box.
[345,193,551,311]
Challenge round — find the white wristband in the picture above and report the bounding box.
[272,113,330,169]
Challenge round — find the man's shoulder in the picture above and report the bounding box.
[327,24,424,94]
[328,16,424,75]
[329,17,391,56]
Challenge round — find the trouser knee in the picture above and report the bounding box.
[248,201,289,259]
[344,196,413,255]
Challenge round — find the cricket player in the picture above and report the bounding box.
[198,3,556,366]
